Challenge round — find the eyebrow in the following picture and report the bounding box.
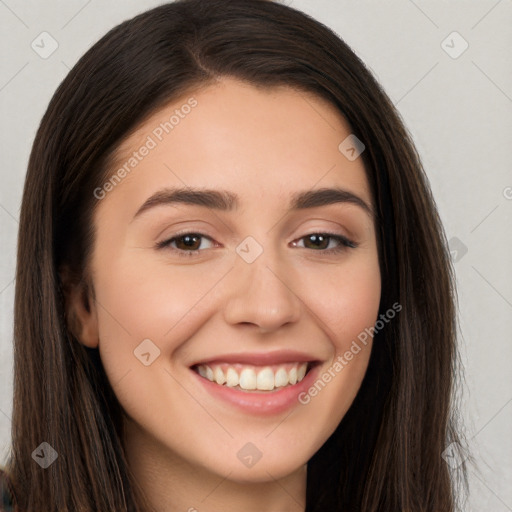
[131,186,375,222]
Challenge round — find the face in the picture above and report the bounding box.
[70,77,381,485]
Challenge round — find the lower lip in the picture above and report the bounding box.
[190,364,321,415]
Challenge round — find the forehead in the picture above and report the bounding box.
[97,77,372,219]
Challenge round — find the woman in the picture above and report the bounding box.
[3,0,470,510]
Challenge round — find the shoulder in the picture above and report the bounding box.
[0,466,17,511]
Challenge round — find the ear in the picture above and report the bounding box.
[59,267,99,349]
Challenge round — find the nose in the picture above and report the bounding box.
[222,250,302,334]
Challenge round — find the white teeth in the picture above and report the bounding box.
[288,366,297,385]
[225,367,239,387]
[239,368,257,390]
[274,368,289,387]
[256,367,274,390]
[213,367,226,385]
[195,362,310,391]
[297,363,307,381]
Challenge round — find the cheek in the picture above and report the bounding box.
[91,259,207,431]
[301,255,382,348]
[91,252,234,386]
[292,257,381,445]
[93,252,222,337]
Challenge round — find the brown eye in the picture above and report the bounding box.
[303,234,330,250]
[156,232,215,257]
[292,233,357,253]
[173,234,202,251]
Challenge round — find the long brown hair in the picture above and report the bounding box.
[7,0,471,510]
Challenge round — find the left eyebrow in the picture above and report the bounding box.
[131,186,375,222]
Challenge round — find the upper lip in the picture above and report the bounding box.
[190,350,321,367]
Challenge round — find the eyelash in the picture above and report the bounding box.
[155,231,358,258]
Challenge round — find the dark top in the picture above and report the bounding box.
[0,467,16,511]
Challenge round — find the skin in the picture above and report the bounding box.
[67,77,381,512]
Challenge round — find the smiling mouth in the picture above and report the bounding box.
[191,361,318,392]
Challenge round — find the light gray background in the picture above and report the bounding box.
[0,1,510,510]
